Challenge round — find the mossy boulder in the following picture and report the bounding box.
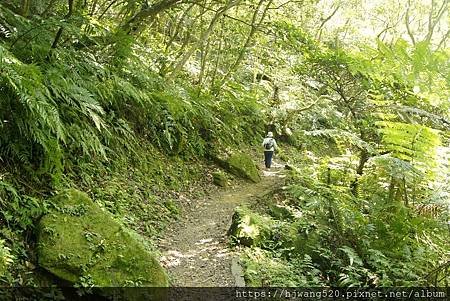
[228,207,272,247]
[226,153,261,183]
[37,189,168,296]
[212,171,228,187]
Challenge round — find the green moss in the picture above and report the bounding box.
[228,207,273,247]
[268,204,294,220]
[226,153,261,183]
[268,219,320,256]
[212,171,228,187]
[163,199,179,215]
[37,189,168,293]
[242,248,307,286]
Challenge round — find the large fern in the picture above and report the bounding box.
[0,45,64,171]
[377,121,441,174]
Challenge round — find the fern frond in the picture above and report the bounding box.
[377,121,441,174]
[305,129,376,154]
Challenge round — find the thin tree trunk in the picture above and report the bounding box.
[121,0,184,35]
[169,0,240,76]
[160,26,194,76]
[388,176,396,202]
[49,0,74,50]
[425,0,448,43]
[209,25,223,91]
[21,0,31,17]
[402,176,409,206]
[316,4,340,41]
[436,29,450,50]
[350,149,369,196]
[164,2,196,51]
[218,0,272,88]
[405,0,416,45]
[197,38,210,89]
[98,0,119,20]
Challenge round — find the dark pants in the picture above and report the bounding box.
[264,151,274,168]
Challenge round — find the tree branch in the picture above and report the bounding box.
[425,0,448,43]
[405,0,416,45]
[188,0,262,29]
[169,0,241,76]
[121,0,187,34]
[268,0,303,10]
[316,4,340,41]
[98,0,120,20]
[50,0,74,50]
[218,0,272,87]
[436,28,450,50]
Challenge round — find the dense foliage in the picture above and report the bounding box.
[0,0,448,290]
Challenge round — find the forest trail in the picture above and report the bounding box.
[158,161,286,287]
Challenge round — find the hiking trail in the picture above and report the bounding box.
[158,161,285,287]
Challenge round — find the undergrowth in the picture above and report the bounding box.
[237,144,449,287]
[0,21,265,285]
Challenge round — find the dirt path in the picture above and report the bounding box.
[158,162,285,287]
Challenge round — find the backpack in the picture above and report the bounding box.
[264,138,274,150]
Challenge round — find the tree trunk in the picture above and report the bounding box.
[120,0,184,35]
[169,0,240,76]
[209,26,223,91]
[21,0,31,17]
[388,176,396,202]
[49,0,74,51]
[316,4,340,41]
[405,0,416,45]
[164,2,196,51]
[350,149,369,196]
[218,0,272,87]
[402,176,409,206]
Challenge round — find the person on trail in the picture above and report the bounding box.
[262,131,277,169]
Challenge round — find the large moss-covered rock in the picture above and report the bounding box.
[228,207,272,247]
[37,189,168,293]
[226,153,261,183]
